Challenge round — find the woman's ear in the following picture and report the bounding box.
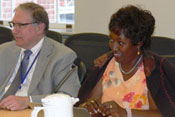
[137,41,143,49]
[136,41,143,55]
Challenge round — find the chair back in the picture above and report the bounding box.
[46,30,62,43]
[73,58,86,84]
[150,36,175,64]
[0,26,13,44]
[65,32,110,72]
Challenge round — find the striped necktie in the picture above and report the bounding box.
[21,50,32,80]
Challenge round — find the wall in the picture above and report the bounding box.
[74,0,175,38]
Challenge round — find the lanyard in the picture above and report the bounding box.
[20,50,41,87]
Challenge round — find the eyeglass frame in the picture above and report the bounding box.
[8,21,38,29]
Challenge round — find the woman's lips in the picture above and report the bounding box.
[113,51,121,57]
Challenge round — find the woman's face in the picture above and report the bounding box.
[109,31,139,65]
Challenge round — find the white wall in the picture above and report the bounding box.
[75,0,175,39]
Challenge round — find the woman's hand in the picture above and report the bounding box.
[79,98,104,117]
[102,101,123,117]
[79,99,126,117]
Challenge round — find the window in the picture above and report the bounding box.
[0,0,74,28]
[58,0,74,24]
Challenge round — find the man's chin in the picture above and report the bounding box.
[15,41,23,47]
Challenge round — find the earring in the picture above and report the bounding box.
[137,50,140,55]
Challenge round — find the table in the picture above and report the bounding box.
[0,109,43,117]
[0,107,90,117]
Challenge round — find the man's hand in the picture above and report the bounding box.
[0,95,30,111]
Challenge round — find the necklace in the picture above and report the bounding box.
[119,55,143,75]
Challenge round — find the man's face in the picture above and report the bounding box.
[12,9,43,49]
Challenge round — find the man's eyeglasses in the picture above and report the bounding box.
[8,21,37,29]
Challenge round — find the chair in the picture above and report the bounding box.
[46,30,62,43]
[64,32,110,72]
[150,36,175,64]
[0,26,14,44]
[73,58,86,84]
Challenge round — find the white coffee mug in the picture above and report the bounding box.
[32,94,79,117]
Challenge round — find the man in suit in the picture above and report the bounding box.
[0,2,80,111]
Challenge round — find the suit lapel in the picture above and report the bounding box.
[0,44,21,98]
[28,38,53,94]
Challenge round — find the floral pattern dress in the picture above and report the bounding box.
[102,57,149,110]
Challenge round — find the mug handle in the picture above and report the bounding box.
[31,107,48,117]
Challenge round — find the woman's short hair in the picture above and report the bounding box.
[109,5,155,50]
[15,2,49,34]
